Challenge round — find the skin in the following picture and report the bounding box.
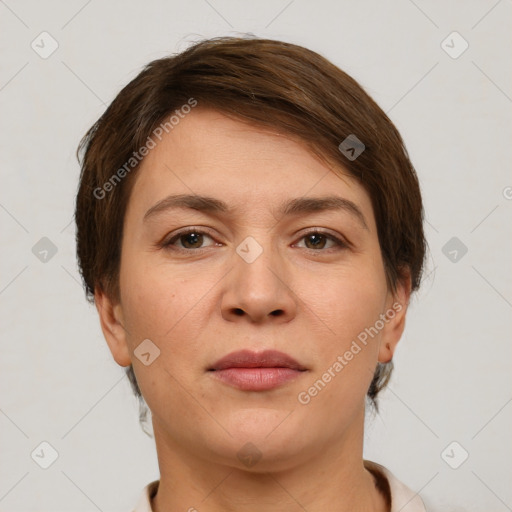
[95,108,411,512]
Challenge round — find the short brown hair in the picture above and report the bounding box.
[75,35,426,413]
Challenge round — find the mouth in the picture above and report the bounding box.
[208,349,307,391]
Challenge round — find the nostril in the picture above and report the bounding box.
[230,308,284,317]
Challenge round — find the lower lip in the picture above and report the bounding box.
[210,368,304,391]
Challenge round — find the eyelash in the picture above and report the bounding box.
[161,227,349,253]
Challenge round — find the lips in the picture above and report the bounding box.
[209,349,306,371]
[208,350,307,391]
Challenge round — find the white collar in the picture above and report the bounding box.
[364,460,427,511]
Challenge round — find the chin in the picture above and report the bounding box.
[223,406,297,439]
[214,438,311,474]
[207,409,313,472]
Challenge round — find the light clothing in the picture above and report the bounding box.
[365,460,427,511]
[131,479,158,512]
[132,460,426,511]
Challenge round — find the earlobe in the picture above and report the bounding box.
[378,273,412,363]
[378,340,397,364]
[94,287,132,367]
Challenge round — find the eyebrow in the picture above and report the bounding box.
[143,193,368,230]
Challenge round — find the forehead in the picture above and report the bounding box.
[126,108,375,225]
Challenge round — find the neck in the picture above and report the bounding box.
[150,410,387,512]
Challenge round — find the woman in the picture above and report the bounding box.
[75,36,427,511]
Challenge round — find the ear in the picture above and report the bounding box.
[378,271,412,363]
[94,286,131,367]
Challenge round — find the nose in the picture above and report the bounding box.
[221,238,298,324]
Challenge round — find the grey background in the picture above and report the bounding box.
[1,1,511,510]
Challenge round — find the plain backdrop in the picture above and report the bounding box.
[1,1,511,511]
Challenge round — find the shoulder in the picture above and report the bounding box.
[364,460,427,512]
[131,479,159,512]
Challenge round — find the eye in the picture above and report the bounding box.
[294,230,347,251]
[161,228,348,253]
[163,228,217,250]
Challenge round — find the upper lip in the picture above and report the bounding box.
[209,349,307,371]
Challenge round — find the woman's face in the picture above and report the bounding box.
[97,108,409,471]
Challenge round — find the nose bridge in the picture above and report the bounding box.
[221,233,296,322]
[236,234,281,287]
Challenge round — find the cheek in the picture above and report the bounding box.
[122,269,196,340]
[119,264,212,420]
[296,260,387,343]
[119,255,219,370]
[294,278,385,426]
[293,258,388,403]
